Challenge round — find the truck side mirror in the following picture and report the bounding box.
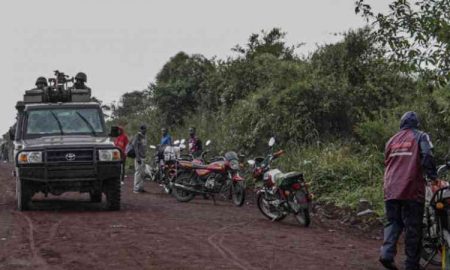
[109,126,120,137]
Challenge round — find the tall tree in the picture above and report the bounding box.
[112,91,149,119]
[232,28,299,60]
[355,0,450,84]
[149,52,214,126]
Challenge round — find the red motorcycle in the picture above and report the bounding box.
[248,137,313,227]
[173,151,246,206]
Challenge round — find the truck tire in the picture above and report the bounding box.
[89,191,102,203]
[104,178,121,211]
[17,178,32,211]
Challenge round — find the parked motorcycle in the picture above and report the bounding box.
[173,146,246,206]
[421,162,450,269]
[145,139,186,194]
[248,137,312,227]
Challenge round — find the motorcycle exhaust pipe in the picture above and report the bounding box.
[173,183,208,195]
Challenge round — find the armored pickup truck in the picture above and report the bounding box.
[11,73,122,211]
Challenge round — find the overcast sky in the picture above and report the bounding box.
[0,0,390,134]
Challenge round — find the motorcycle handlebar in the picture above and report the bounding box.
[273,150,285,158]
[201,150,209,159]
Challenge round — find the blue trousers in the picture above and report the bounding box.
[380,200,424,270]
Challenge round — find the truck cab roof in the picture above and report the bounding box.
[23,102,101,110]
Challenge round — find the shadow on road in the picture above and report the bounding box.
[29,198,106,212]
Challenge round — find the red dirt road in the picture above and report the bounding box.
[0,163,428,270]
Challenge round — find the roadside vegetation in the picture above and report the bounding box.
[108,1,450,213]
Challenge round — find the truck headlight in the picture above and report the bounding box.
[98,149,121,161]
[18,151,43,164]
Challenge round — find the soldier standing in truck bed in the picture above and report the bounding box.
[34,77,48,90]
[25,77,51,102]
[71,72,92,94]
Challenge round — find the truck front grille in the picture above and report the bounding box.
[46,148,94,163]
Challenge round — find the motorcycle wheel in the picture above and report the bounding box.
[257,192,287,221]
[294,208,310,227]
[172,172,196,203]
[421,237,441,266]
[289,191,311,227]
[231,181,246,207]
[162,177,173,195]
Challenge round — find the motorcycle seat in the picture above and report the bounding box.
[192,163,208,169]
[278,172,303,180]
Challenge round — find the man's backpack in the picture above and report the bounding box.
[125,139,136,158]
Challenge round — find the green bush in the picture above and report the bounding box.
[109,27,450,214]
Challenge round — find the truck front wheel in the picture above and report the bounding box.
[17,178,32,211]
[104,178,121,211]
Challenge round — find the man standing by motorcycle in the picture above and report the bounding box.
[380,111,438,270]
[188,127,202,158]
[156,128,172,169]
[133,125,148,193]
[160,128,172,146]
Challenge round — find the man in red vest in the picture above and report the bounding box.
[380,111,438,270]
[114,126,129,185]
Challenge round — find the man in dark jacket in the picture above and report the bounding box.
[133,125,147,193]
[380,111,438,270]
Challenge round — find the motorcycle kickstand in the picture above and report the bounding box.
[211,194,217,205]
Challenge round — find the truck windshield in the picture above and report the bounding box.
[25,108,105,138]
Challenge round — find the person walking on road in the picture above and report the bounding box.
[133,125,147,193]
[380,111,438,270]
[114,126,129,185]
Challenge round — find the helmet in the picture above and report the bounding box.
[35,76,48,86]
[75,72,87,83]
[189,127,196,136]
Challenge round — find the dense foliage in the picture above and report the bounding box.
[110,26,450,213]
[356,0,450,84]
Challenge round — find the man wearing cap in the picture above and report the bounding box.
[133,125,147,193]
[380,111,438,270]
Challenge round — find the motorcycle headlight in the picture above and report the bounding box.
[98,149,121,161]
[18,151,43,164]
[230,160,240,171]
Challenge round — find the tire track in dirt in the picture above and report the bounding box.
[17,212,66,270]
[18,212,49,268]
[47,218,63,241]
[207,222,258,270]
